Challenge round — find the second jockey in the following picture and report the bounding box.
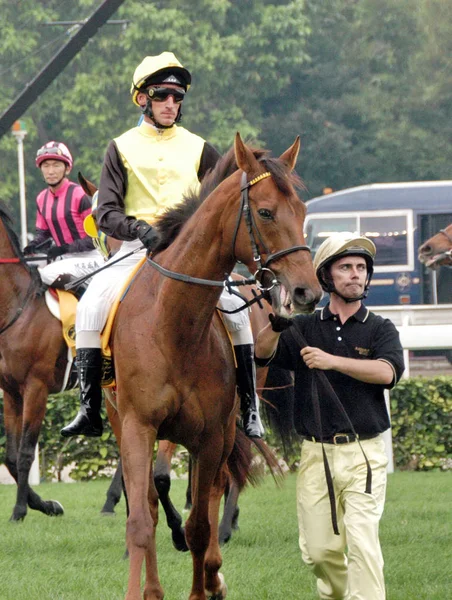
[24,141,102,288]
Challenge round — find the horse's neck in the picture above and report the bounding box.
[0,234,33,326]
[156,184,237,329]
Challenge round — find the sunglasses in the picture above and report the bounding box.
[146,87,185,104]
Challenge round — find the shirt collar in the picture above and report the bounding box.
[138,120,177,139]
[49,178,70,197]
[320,303,369,323]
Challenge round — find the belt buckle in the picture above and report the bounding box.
[333,433,350,445]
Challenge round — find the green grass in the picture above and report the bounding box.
[0,471,450,599]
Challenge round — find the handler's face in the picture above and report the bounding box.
[330,255,367,299]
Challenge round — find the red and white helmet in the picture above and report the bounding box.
[35,141,73,169]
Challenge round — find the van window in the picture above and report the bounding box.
[305,211,411,270]
[361,215,408,266]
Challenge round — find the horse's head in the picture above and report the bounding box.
[418,225,452,269]
[232,133,322,315]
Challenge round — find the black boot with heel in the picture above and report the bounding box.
[60,348,103,437]
[234,343,264,439]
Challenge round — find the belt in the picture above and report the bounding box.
[302,433,379,445]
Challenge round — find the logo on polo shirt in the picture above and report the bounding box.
[355,346,370,356]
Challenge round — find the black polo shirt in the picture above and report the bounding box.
[256,304,405,438]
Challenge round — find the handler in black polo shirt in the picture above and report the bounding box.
[255,232,404,600]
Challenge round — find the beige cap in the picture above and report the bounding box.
[313,232,376,274]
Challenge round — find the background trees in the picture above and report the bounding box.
[0,0,451,233]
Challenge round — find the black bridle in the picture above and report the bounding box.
[146,171,311,312]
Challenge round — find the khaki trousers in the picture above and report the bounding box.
[296,435,388,600]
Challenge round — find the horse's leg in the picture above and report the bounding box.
[185,455,193,511]
[3,389,22,486]
[101,458,123,515]
[154,440,188,552]
[185,437,227,600]
[3,388,63,521]
[121,415,163,600]
[219,477,240,545]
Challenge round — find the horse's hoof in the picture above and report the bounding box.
[48,500,64,516]
[172,528,189,552]
[9,514,25,523]
[100,510,116,517]
[207,573,227,599]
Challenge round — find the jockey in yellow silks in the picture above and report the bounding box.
[61,52,264,440]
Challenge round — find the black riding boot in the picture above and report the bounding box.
[234,344,264,439]
[60,348,103,437]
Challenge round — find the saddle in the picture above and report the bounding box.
[46,256,235,390]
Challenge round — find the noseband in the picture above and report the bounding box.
[439,228,452,245]
[146,170,311,307]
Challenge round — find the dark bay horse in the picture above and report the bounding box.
[418,223,452,268]
[0,204,65,521]
[109,133,321,600]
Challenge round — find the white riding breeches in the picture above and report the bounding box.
[38,250,102,286]
[75,239,253,348]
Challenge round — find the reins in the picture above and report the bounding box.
[146,170,311,312]
[288,324,372,536]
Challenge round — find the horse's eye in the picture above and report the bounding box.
[257,208,273,220]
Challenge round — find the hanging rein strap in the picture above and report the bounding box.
[288,325,372,536]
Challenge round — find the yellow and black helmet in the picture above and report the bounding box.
[130,51,191,106]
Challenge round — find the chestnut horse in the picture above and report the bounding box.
[0,204,65,521]
[109,133,321,600]
[418,223,452,268]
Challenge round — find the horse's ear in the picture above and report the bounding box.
[78,172,98,197]
[234,132,261,174]
[279,137,300,171]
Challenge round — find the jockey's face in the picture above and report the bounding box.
[137,83,184,127]
[40,160,70,190]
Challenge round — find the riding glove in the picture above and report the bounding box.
[23,244,37,256]
[133,219,161,250]
[269,313,294,332]
[47,244,69,261]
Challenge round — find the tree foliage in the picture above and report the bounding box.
[0,0,451,234]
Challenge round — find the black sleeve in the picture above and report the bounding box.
[96,141,139,240]
[31,228,52,247]
[198,142,221,181]
[372,318,405,388]
[66,236,95,253]
[255,319,307,371]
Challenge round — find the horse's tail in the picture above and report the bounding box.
[261,363,299,463]
[227,425,284,492]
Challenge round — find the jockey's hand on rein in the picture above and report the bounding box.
[269,313,294,332]
[23,243,37,256]
[133,219,161,251]
[47,244,69,261]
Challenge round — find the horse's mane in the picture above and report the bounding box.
[153,145,302,251]
[0,200,24,257]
